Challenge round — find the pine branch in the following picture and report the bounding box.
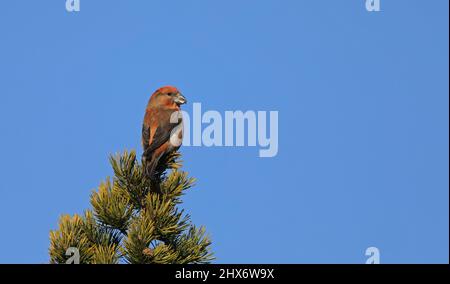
[49,150,214,264]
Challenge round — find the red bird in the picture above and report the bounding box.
[142,86,187,180]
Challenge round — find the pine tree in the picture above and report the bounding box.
[49,150,214,264]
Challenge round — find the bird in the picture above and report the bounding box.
[142,86,187,182]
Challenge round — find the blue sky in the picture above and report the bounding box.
[0,0,448,264]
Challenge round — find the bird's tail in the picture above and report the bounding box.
[142,153,163,193]
[142,155,156,179]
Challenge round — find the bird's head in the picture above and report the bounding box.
[150,86,187,110]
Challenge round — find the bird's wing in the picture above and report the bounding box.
[142,110,179,156]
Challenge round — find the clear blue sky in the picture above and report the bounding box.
[0,0,448,264]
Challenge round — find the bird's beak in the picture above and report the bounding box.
[174,93,187,105]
